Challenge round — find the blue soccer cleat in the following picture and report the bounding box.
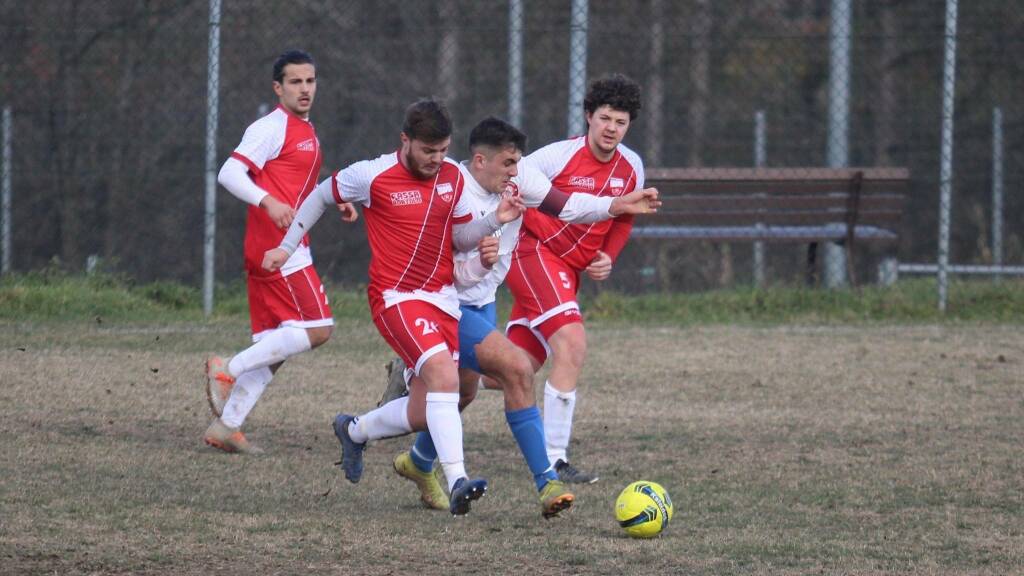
[449,476,488,516]
[332,413,366,483]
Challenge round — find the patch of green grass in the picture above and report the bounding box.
[1,272,1021,324]
[0,271,370,323]
[582,278,1024,324]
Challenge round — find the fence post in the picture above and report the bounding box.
[508,0,524,129]
[825,0,852,288]
[991,106,1003,283]
[566,0,588,137]
[1,106,10,275]
[203,0,222,316]
[937,0,958,312]
[753,110,766,288]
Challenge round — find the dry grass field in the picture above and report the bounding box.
[1,319,1022,575]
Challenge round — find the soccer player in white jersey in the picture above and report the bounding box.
[202,50,357,454]
[381,117,659,517]
[502,74,647,483]
[263,101,523,516]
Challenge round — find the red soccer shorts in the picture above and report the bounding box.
[247,265,333,340]
[373,299,459,375]
[504,235,583,364]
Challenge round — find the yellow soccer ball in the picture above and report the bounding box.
[615,480,674,538]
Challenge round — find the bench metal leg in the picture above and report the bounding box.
[806,242,819,286]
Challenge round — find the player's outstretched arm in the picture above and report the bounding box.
[609,187,660,217]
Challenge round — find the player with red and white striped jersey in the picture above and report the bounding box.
[202,50,357,455]
[503,74,646,484]
[264,100,523,516]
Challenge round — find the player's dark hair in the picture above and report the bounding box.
[583,74,642,120]
[468,116,527,154]
[402,99,452,143]
[273,50,315,84]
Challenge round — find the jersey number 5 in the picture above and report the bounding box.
[558,271,572,289]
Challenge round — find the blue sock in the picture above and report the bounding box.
[506,405,558,491]
[410,431,436,473]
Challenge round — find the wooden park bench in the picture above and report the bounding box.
[632,167,910,286]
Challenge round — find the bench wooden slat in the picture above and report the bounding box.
[658,194,906,211]
[643,210,904,226]
[649,181,907,195]
[645,167,910,182]
[631,224,899,243]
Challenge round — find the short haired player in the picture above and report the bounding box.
[263,100,522,515]
[202,50,358,454]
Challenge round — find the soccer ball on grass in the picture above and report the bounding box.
[614,480,673,538]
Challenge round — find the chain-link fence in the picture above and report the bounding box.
[1,0,1021,301]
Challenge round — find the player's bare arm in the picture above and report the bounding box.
[609,187,660,216]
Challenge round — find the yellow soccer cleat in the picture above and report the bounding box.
[393,451,447,510]
[539,479,575,519]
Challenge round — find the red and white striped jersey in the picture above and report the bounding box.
[520,136,644,271]
[231,105,322,277]
[331,153,470,317]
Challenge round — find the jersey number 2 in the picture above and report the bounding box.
[415,318,439,336]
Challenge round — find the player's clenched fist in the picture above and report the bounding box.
[262,247,289,272]
[337,202,359,222]
[260,195,296,229]
[609,187,660,216]
[585,250,612,281]
[477,236,500,269]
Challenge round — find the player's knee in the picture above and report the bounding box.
[551,331,586,369]
[306,326,332,348]
[505,352,535,393]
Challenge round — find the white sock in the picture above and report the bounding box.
[543,381,576,464]
[220,367,273,428]
[348,396,412,443]
[228,327,311,377]
[426,392,466,491]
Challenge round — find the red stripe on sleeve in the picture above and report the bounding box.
[230,152,261,177]
[453,213,474,225]
[331,171,343,204]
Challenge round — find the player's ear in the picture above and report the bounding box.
[272,82,284,97]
